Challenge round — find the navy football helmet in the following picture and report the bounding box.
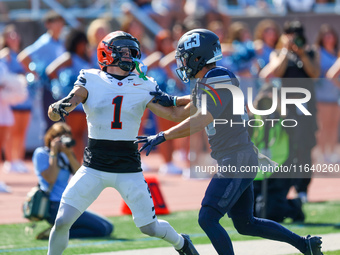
[97,31,141,72]
[175,29,222,82]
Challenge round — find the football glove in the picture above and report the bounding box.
[135,132,166,156]
[50,93,74,122]
[150,86,176,107]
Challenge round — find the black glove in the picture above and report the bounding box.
[150,86,176,107]
[134,132,166,156]
[50,93,74,122]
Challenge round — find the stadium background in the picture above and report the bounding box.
[0,0,340,246]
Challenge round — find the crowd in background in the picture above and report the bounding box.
[0,1,339,216]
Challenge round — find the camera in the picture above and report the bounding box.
[284,21,306,48]
[293,33,306,48]
[60,135,76,148]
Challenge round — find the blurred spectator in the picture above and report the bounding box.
[207,20,227,44]
[221,21,257,74]
[32,122,113,240]
[259,20,319,203]
[151,0,186,29]
[132,0,167,28]
[314,24,340,164]
[250,84,305,223]
[220,21,259,101]
[46,29,91,162]
[120,14,152,57]
[0,61,10,192]
[184,0,230,28]
[0,2,8,22]
[17,10,66,130]
[0,24,31,173]
[86,18,111,69]
[254,19,281,71]
[171,22,188,45]
[0,60,27,191]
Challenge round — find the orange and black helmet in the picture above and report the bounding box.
[97,31,141,72]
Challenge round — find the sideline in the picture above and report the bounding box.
[83,232,340,255]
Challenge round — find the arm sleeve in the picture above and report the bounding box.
[205,89,232,119]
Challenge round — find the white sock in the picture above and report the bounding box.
[139,220,184,250]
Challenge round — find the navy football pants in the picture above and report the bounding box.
[198,148,306,255]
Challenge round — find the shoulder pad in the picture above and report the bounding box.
[74,69,89,86]
[203,67,239,88]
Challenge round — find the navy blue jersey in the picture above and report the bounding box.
[193,66,253,160]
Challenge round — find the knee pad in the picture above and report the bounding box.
[54,216,72,232]
[139,222,157,237]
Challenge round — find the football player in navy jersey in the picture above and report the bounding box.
[137,29,324,255]
[47,31,199,255]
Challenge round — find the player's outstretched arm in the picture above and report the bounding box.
[48,86,88,122]
[146,99,192,122]
[135,109,213,156]
[163,109,213,140]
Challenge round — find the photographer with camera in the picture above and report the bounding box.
[32,122,113,239]
[260,20,319,204]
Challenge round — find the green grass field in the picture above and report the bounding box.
[1,201,340,254]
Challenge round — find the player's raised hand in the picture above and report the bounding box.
[50,93,74,122]
[134,132,166,156]
[150,85,176,107]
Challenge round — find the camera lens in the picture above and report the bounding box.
[60,135,76,148]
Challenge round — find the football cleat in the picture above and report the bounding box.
[304,235,323,255]
[176,234,200,255]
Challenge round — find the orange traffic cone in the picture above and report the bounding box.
[121,176,170,215]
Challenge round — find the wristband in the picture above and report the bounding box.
[50,154,57,158]
[174,96,177,106]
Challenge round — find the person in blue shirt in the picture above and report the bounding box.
[0,24,31,173]
[314,24,340,164]
[253,19,280,71]
[18,11,66,130]
[46,29,92,161]
[32,122,113,239]
[136,28,324,255]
